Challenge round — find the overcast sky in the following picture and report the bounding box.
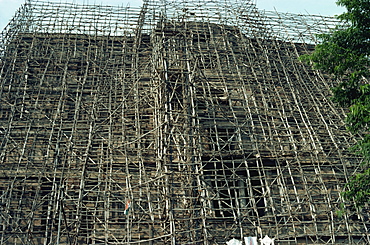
[0,0,345,33]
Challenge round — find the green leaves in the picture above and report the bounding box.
[331,82,361,106]
[301,0,370,209]
[347,97,370,133]
[342,167,370,208]
[310,31,369,76]
[351,135,370,164]
[336,0,370,27]
[346,84,370,133]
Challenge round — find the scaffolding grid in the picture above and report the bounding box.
[0,0,369,244]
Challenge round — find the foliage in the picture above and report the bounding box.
[341,168,370,206]
[300,0,370,209]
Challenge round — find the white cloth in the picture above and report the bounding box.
[226,238,243,245]
[260,235,275,245]
[244,237,257,245]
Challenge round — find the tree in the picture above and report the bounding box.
[300,0,370,208]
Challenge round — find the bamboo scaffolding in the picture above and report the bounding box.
[0,0,369,244]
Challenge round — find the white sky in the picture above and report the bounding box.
[256,0,345,15]
[0,0,345,33]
